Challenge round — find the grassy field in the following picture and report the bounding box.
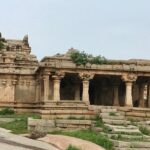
[0,112,41,134]
[0,108,113,150]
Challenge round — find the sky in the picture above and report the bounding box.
[0,0,150,60]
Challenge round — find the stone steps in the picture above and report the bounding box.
[105,124,138,130]
[40,109,94,114]
[102,118,130,125]
[28,118,92,132]
[104,124,141,134]
[111,140,131,148]
[100,132,143,141]
[100,113,125,120]
[111,128,140,134]
[55,119,92,129]
[112,140,150,150]
[43,101,87,107]
[109,133,144,141]
[41,105,88,110]
[101,108,117,113]
[131,141,150,148]
[99,107,150,150]
[41,109,95,119]
[40,101,95,119]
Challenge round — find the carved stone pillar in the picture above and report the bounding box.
[79,73,94,104]
[122,74,137,107]
[35,80,40,102]
[125,82,133,106]
[43,75,49,101]
[53,77,60,101]
[82,79,90,103]
[147,81,150,108]
[139,83,145,107]
[12,80,17,102]
[52,72,64,101]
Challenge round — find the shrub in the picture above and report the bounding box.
[70,51,88,66]
[70,50,107,66]
[0,107,15,115]
[139,126,150,135]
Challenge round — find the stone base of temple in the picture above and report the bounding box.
[0,100,150,121]
[40,101,96,119]
[0,101,41,113]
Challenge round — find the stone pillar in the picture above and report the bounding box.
[113,85,119,106]
[35,80,40,102]
[74,82,80,100]
[82,79,90,103]
[43,75,49,101]
[79,73,94,104]
[53,78,60,101]
[12,80,17,102]
[122,74,137,107]
[125,82,133,106]
[147,84,150,108]
[139,83,145,107]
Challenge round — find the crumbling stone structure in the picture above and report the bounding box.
[0,34,150,112]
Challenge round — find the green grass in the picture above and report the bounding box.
[0,107,15,115]
[93,115,104,127]
[93,115,110,133]
[109,112,117,116]
[50,129,113,150]
[0,113,41,134]
[139,126,150,135]
[66,145,81,150]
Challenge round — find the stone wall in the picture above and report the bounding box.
[15,79,36,102]
[0,79,16,102]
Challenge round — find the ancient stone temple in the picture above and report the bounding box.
[0,33,150,114]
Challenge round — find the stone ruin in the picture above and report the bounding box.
[0,33,150,114]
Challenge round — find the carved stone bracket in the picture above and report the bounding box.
[122,73,137,82]
[79,73,95,81]
[52,71,65,80]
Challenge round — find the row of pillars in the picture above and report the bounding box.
[113,81,150,107]
[42,74,90,103]
[42,73,150,107]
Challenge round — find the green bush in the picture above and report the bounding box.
[0,107,15,115]
[70,51,88,66]
[139,126,150,135]
[66,145,81,150]
[70,51,107,66]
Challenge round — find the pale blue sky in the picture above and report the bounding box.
[0,0,150,60]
